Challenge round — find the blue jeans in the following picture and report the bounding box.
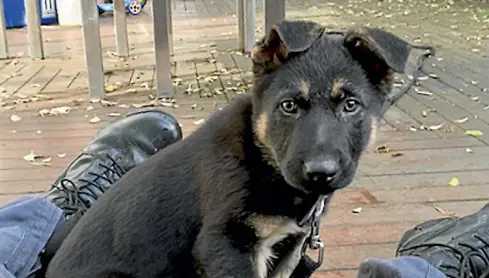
[0,195,447,278]
[0,195,64,278]
[357,257,448,278]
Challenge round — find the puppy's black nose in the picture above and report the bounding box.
[303,159,339,183]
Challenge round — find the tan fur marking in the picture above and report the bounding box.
[380,69,394,92]
[331,78,345,99]
[300,80,310,100]
[254,113,269,144]
[249,215,305,278]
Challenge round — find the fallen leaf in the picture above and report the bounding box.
[428,122,445,130]
[193,119,206,125]
[465,130,484,137]
[23,151,48,162]
[39,106,72,116]
[100,99,118,106]
[10,115,21,122]
[31,162,51,166]
[57,153,66,158]
[454,117,468,123]
[51,106,72,115]
[160,101,174,108]
[131,100,157,108]
[105,84,117,93]
[433,205,457,216]
[415,88,433,96]
[443,125,456,133]
[42,157,52,163]
[352,207,363,213]
[375,145,390,153]
[23,151,37,162]
[466,148,473,153]
[89,116,101,123]
[448,177,459,186]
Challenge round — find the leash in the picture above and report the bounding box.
[288,42,436,278]
[298,195,327,269]
[380,44,436,116]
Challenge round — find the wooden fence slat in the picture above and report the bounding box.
[152,0,174,97]
[243,0,255,53]
[81,0,105,98]
[264,0,285,32]
[0,0,9,59]
[24,0,44,59]
[114,0,129,57]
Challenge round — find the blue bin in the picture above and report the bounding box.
[3,0,58,29]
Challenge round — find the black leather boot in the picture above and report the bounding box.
[44,109,182,218]
[397,203,489,278]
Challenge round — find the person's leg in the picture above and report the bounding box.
[357,256,448,278]
[0,109,182,278]
[396,203,489,278]
[44,109,182,219]
[0,196,64,278]
[357,202,489,278]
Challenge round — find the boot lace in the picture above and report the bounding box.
[49,154,126,217]
[397,234,489,278]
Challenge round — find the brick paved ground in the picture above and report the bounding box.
[0,0,489,277]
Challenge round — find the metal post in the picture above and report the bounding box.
[244,0,255,53]
[24,0,44,59]
[114,0,129,57]
[0,0,8,59]
[264,0,285,32]
[236,0,245,51]
[152,0,173,97]
[81,0,105,98]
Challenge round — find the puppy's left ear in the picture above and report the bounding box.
[344,27,412,92]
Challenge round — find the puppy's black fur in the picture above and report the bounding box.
[47,20,414,278]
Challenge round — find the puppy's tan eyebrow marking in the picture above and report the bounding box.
[331,78,345,99]
[299,80,310,100]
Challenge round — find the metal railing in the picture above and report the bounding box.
[0,0,285,98]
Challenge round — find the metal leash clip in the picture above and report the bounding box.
[301,195,326,269]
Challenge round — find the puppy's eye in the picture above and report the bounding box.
[280,100,298,114]
[343,98,359,113]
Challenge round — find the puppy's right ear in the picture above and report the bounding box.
[251,20,324,77]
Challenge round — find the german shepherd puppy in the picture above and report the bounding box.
[47,20,415,278]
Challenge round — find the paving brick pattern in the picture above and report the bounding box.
[0,0,488,277]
